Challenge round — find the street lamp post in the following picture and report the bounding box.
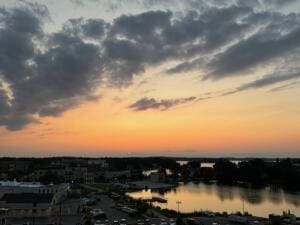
[176,201,182,214]
[242,197,245,215]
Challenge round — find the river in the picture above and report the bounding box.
[128,182,300,218]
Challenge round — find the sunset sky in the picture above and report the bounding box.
[0,0,300,157]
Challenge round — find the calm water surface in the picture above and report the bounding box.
[128,182,300,217]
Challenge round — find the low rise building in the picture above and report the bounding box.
[149,171,166,183]
[34,166,66,180]
[104,170,131,180]
[87,159,108,168]
[0,180,70,203]
[65,166,88,183]
[0,193,54,217]
[0,180,71,218]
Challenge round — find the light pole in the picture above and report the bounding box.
[242,197,245,215]
[176,201,182,214]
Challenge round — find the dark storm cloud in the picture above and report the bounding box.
[103,10,175,85]
[110,10,172,39]
[267,0,297,6]
[0,4,103,130]
[165,9,272,75]
[168,10,300,78]
[105,5,258,83]
[0,115,39,131]
[71,0,296,9]
[63,18,107,39]
[166,58,205,74]
[206,18,300,79]
[12,33,103,115]
[0,89,10,116]
[0,5,44,83]
[129,97,196,111]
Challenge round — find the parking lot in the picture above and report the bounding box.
[91,194,137,223]
[183,216,265,225]
[89,194,176,225]
[5,215,84,225]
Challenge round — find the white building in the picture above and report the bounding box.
[0,180,71,218]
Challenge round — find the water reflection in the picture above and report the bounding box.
[128,182,300,217]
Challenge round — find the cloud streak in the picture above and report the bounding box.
[222,71,300,96]
[269,81,300,92]
[129,97,196,111]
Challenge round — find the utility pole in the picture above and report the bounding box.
[242,197,245,215]
[176,201,182,214]
[59,203,62,225]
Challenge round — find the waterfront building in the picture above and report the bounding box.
[0,180,71,218]
[0,180,69,203]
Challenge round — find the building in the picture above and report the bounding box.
[65,166,88,183]
[87,159,108,168]
[34,166,66,180]
[0,193,54,217]
[149,171,166,183]
[0,160,31,173]
[0,194,82,218]
[0,180,70,203]
[269,211,298,225]
[84,172,95,184]
[0,161,14,173]
[0,173,8,180]
[0,180,71,218]
[0,180,43,199]
[104,170,131,180]
[14,161,31,172]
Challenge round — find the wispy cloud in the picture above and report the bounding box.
[222,71,300,96]
[269,81,300,92]
[129,97,196,111]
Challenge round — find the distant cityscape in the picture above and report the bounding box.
[0,157,299,225]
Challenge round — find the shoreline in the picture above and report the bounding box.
[125,181,300,219]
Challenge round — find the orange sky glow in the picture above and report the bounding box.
[0,0,300,157]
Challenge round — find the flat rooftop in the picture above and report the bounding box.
[1,193,54,204]
[0,180,43,188]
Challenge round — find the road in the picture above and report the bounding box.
[90,194,175,225]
